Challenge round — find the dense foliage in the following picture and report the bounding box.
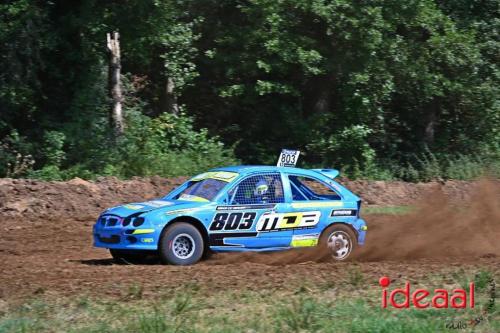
[1,0,498,180]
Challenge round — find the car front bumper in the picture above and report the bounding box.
[93,222,159,250]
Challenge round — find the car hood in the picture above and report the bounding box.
[103,199,207,217]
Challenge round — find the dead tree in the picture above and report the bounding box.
[164,76,179,116]
[107,32,124,136]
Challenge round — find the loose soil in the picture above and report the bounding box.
[0,177,498,302]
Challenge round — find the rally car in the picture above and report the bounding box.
[93,163,367,265]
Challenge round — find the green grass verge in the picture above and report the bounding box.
[0,283,497,333]
[363,205,415,215]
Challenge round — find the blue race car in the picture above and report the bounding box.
[93,166,367,265]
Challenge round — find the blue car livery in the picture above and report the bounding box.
[93,166,367,265]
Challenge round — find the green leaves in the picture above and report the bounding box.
[0,0,498,180]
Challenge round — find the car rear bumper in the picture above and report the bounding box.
[355,218,367,245]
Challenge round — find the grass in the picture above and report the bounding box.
[363,205,414,215]
[0,277,497,333]
[347,266,365,288]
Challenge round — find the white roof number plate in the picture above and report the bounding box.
[277,149,300,167]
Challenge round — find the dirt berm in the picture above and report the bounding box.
[0,176,494,221]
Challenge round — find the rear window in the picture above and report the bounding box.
[288,175,341,201]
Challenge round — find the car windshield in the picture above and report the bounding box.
[174,171,239,202]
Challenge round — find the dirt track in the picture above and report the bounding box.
[0,178,499,302]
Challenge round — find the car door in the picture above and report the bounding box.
[282,174,343,247]
[209,172,292,249]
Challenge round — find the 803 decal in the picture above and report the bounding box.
[209,212,256,231]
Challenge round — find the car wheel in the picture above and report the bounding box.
[159,222,204,265]
[109,249,154,264]
[321,224,357,261]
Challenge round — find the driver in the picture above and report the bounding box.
[253,178,270,203]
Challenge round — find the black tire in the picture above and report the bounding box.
[159,222,204,265]
[320,224,358,261]
[202,248,214,260]
[109,249,156,264]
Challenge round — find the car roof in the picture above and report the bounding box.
[211,165,316,176]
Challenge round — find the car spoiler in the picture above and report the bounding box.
[312,169,339,179]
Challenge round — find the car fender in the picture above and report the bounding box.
[158,215,210,251]
[321,221,359,237]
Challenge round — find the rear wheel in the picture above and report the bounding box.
[320,224,357,261]
[159,222,204,265]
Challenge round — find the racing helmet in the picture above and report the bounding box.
[254,179,269,196]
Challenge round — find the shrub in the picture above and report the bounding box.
[109,110,238,178]
[307,125,376,177]
[41,131,66,167]
[0,130,34,177]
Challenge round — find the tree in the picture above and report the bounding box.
[107,31,124,135]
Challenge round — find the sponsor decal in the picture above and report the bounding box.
[330,209,357,217]
[141,237,154,243]
[209,210,322,233]
[216,204,275,211]
[192,171,238,182]
[256,211,321,232]
[209,212,256,231]
[290,234,319,247]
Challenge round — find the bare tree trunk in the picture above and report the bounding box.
[314,86,331,114]
[424,100,438,146]
[163,76,179,115]
[306,75,335,116]
[107,32,124,136]
[424,111,436,145]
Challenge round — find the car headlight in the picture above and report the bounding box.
[133,217,145,227]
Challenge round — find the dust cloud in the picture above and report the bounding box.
[206,179,500,265]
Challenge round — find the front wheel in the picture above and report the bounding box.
[320,224,357,261]
[159,222,204,265]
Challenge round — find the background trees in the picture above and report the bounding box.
[0,0,498,180]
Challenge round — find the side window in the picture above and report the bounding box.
[288,175,341,201]
[228,173,284,205]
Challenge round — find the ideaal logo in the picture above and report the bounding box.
[379,276,475,309]
[379,275,496,330]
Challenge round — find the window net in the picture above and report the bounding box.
[229,173,284,205]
